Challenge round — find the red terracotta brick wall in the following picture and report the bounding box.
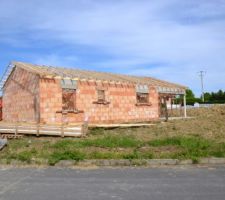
[77,81,159,123]
[39,78,159,124]
[39,78,63,123]
[3,67,159,124]
[2,67,40,123]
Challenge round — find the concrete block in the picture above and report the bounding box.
[199,158,225,164]
[146,159,179,166]
[208,158,225,164]
[55,160,76,167]
[178,159,193,165]
[199,158,209,164]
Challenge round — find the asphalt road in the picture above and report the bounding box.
[0,166,224,200]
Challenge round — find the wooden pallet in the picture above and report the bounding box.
[0,123,87,137]
[89,123,156,128]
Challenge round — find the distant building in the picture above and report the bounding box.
[0,62,187,124]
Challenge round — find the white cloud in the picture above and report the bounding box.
[0,0,225,96]
[33,54,79,67]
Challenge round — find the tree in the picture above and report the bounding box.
[186,89,195,98]
[217,90,224,100]
[204,92,211,102]
[204,90,225,103]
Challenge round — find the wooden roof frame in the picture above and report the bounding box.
[0,61,187,95]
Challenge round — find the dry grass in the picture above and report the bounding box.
[0,105,225,165]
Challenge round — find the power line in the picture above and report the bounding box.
[198,71,206,102]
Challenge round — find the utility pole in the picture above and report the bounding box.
[198,71,206,102]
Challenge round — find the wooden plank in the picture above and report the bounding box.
[0,129,16,133]
[61,125,64,137]
[82,122,88,136]
[89,123,156,128]
[15,124,18,135]
[0,124,83,137]
[36,124,40,136]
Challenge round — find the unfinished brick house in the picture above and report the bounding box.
[0,62,187,124]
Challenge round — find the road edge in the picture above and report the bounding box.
[0,158,225,168]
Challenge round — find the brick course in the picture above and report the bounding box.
[39,79,159,124]
[3,67,39,123]
[2,67,159,124]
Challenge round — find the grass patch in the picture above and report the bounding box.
[148,136,211,152]
[148,137,181,146]
[89,127,105,135]
[148,136,217,160]
[51,139,83,149]
[87,151,122,159]
[1,106,225,164]
[209,143,225,158]
[123,150,153,160]
[17,151,34,163]
[48,150,85,165]
[148,136,211,149]
[81,135,142,148]
[4,148,37,164]
[51,135,142,149]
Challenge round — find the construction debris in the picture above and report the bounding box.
[1,134,23,139]
[0,138,7,150]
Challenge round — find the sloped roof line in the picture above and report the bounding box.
[0,61,187,92]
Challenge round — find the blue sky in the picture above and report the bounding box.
[0,0,225,96]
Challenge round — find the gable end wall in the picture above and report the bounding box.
[2,67,40,123]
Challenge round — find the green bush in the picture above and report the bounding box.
[186,98,202,105]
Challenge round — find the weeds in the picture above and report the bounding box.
[148,136,220,160]
[17,151,34,163]
[1,106,225,165]
[52,135,142,149]
[123,150,153,160]
[81,135,142,148]
[48,150,85,165]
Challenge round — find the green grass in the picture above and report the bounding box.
[1,106,225,166]
[81,135,142,148]
[1,134,224,165]
[148,136,211,150]
[48,150,85,165]
[17,151,34,163]
[122,150,153,160]
[51,135,142,149]
[87,151,122,159]
[3,149,37,164]
[148,136,225,162]
[89,127,105,135]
